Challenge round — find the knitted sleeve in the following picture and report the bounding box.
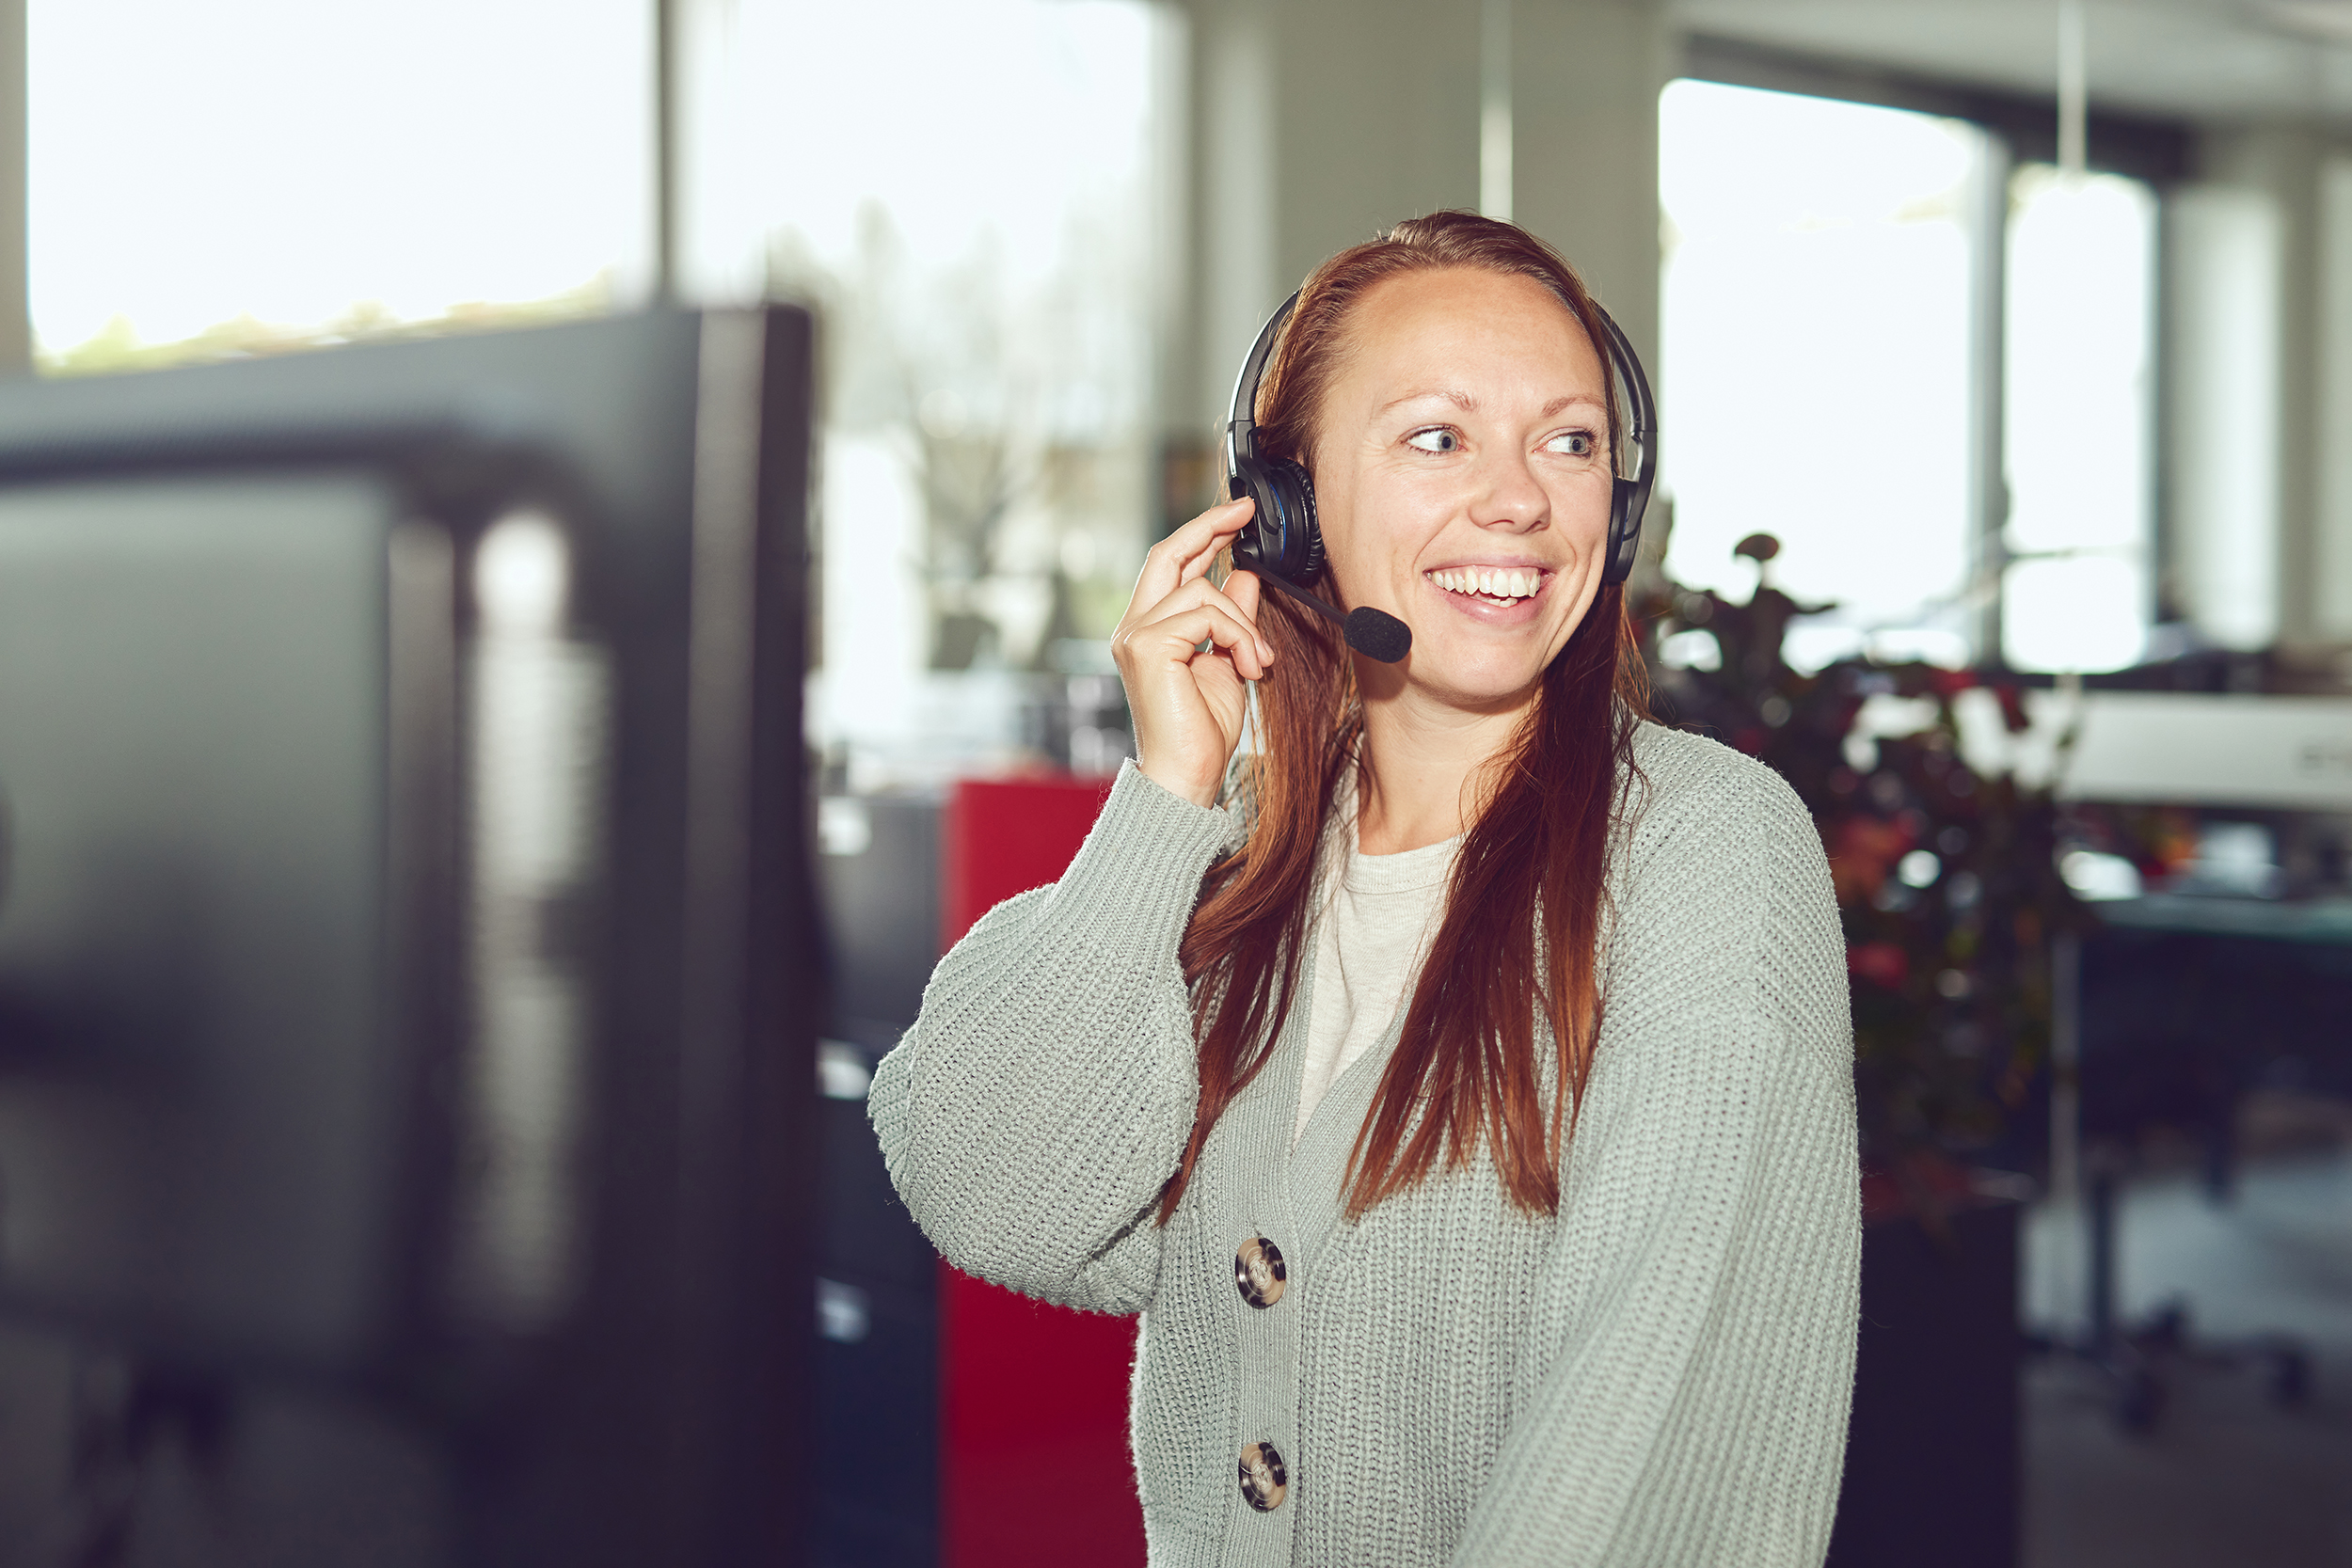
[1451,744,1861,1567]
[866,760,1234,1316]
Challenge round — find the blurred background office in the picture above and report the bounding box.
[1,1,2349,1565]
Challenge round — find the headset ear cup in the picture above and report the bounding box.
[1271,459,1322,581]
[1228,459,1275,570]
[1603,478,1641,586]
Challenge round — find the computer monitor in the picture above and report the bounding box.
[0,308,816,1565]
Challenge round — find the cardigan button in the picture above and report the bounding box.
[1233,1235,1287,1308]
[1238,1441,1288,1511]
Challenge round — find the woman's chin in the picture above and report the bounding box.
[1397,647,1555,713]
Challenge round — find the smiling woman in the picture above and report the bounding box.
[871,213,1860,1568]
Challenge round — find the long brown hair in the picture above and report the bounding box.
[1161,212,1650,1224]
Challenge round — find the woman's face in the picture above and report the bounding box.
[1307,267,1614,713]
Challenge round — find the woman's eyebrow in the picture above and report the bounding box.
[1375,390,1608,417]
[1379,388,1477,414]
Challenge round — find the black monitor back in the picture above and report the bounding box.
[0,309,817,1566]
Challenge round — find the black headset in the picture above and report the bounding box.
[1222,288,1659,663]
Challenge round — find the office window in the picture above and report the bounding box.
[1660,80,1985,671]
[2002,166,2156,673]
[30,0,653,371]
[717,0,1168,784]
[35,0,1168,784]
[1661,80,2165,673]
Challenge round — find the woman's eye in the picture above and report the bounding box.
[1405,427,1460,454]
[1544,430,1598,457]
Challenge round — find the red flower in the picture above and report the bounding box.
[1993,683,2030,735]
[1848,942,1910,990]
[1827,816,1915,905]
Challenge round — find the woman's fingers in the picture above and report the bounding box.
[1127,497,1252,617]
[1120,594,1260,805]
[1112,512,1272,807]
[1120,574,1272,673]
[1127,595,1267,683]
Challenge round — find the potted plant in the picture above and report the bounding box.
[1632,533,2089,1568]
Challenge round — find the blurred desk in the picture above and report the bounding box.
[2088,895,2352,1037]
[2079,895,2352,1159]
[2097,893,2352,947]
[2051,891,2351,1428]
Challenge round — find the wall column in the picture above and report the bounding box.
[1510,0,1672,367]
[1168,0,1665,517]
[1176,0,1485,437]
[2314,147,2352,652]
[0,0,28,374]
[2174,125,2343,662]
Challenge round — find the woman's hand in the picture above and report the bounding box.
[1112,497,1272,808]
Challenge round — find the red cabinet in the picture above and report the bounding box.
[937,776,1147,1568]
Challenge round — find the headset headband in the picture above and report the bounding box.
[1586,300,1655,507]
[1225,291,1297,471]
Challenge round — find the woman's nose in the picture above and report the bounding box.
[1471,451,1548,531]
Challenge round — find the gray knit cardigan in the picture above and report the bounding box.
[870,722,1860,1566]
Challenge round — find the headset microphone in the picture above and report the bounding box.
[1256,561,1415,663]
[1221,284,1658,664]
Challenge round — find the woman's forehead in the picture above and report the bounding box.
[1335,269,1605,402]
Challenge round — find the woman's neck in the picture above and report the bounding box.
[1352,676,1530,855]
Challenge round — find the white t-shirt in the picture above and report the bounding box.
[1295,814,1461,1144]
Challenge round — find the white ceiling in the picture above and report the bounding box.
[1670,0,2352,124]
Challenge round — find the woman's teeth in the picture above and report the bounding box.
[1427,566,1541,600]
